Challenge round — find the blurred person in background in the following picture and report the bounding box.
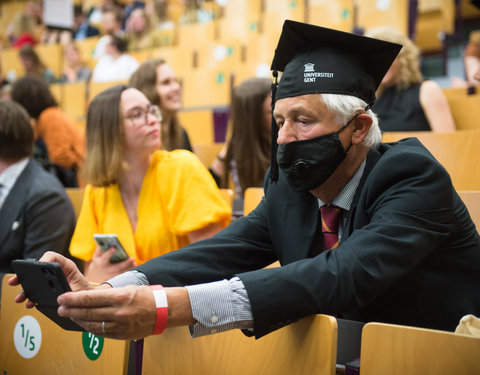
[11,76,85,187]
[60,42,92,83]
[7,12,38,48]
[93,7,124,59]
[92,35,139,82]
[210,78,272,198]
[366,26,455,132]
[129,58,192,152]
[124,8,166,51]
[18,45,56,83]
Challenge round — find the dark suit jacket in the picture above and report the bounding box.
[0,159,76,273]
[137,138,480,338]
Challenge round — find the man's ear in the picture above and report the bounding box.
[351,113,373,145]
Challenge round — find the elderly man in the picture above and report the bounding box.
[13,20,480,340]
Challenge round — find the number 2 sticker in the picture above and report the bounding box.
[82,332,104,360]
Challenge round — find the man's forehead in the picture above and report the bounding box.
[273,93,324,113]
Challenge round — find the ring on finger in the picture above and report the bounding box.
[102,321,106,334]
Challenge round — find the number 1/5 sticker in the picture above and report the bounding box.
[82,332,104,360]
[14,316,42,358]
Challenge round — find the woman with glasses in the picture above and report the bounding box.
[69,85,232,282]
[129,58,193,152]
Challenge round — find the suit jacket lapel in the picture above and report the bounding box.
[275,172,319,263]
[343,148,382,240]
[0,160,35,246]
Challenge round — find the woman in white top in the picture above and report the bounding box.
[92,35,139,83]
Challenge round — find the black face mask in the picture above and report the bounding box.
[277,115,358,192]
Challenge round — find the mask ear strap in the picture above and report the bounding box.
[269,70,279,182]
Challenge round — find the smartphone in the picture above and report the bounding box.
[11,259,84,331]
[93,234,129,263]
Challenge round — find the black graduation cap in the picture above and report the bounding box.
[268,20,402,181]
[271,20,402,104]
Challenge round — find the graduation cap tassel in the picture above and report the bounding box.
[269,69,279,182]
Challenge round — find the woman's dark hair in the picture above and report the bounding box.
[0,99,34,161]
[224,78,272,194]
[109,35,127,54]
[10,76,58,119]
[19,45,47,77]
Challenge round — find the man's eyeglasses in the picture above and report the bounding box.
[125,104,162,127]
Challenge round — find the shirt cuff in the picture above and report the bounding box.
[106,270,149,288]
[186,277,253,337]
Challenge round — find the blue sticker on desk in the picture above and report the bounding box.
[14,316,42,358]
[82,332,104,361]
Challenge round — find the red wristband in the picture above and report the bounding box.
[149,285,168,335]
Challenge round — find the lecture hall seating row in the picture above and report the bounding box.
[1,273,479,374]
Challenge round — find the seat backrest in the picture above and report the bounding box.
[357,0,409,35]
[243,187,264,216]
[141,314,337,375]
[381,130,480,190]
[192,142,224,167]
[65,187,85,219]
[219,188,234,208]
[458,190,480,228]
[360,321,480,375]
[178,110,215,145]
[0,274,129,374]
[443,90,480,130]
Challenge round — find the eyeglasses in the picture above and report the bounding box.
[125,104,162,127]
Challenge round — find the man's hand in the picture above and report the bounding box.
[9,251,92,308]
[57,285,156,340]
[56,286,194,340]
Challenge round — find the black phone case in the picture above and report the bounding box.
[11,259,84,332]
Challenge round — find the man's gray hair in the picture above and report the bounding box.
[320,93,382,149]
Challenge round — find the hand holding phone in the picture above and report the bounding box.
[11,259,84,331]
[93,234,129,263]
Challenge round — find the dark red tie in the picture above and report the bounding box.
[320,205,342,250]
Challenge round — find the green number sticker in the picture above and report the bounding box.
[216,73,225,84]
[82,332,104,361]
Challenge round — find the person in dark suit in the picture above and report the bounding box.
[11,21,480,340]
[0,100,75,274]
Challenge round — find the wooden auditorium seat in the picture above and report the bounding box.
[458,190,480,228]
[192,143,224,168]
[219,188,234,209]
[360,321,480,375]
[0,274,130,374]
[442,87,480,131]
[62,81,88,128]
[415,0,455,53]
[181,68,232,108]
[141,314,337,375]
[176,22,216,51]
[35,43,63,77]
[356,0,409,35]
[178,109,215,145]
[88,79,128,102]
[381,130,480,190]
[196,40,245,71]
[243,187,264,216]
[307,0,355,33]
